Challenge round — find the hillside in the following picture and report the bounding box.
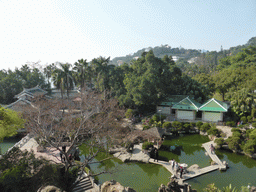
[110,37,256,66]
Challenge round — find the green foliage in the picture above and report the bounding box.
[240,116,247,123]
[148,118,154,125]
[143,125,150,130]
[214,138,225,148]
[247,116,252,123]
[0,107,25,141]
[225,121,236,127]
[243,139,256,155]
[142,141,154,150]
[200,123,211,132]
[249,129,256,140]
[172,121,182,130]
[232,131,241,138]
[252,122,256,128]
[251,108,256,118]
[183,123,191,132]
[196,121,203,129]
[152,114,159,122]
[162,122,172,129]
[231,128,241,133]
[125,109,134,119]
[227,136,241,151]
[207,128,220,136]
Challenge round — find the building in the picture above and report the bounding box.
[157,96,229,122]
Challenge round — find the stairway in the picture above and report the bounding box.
[73,173,94,192]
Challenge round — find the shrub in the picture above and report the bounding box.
[243,139,256,155]
[190,122,196,128]
[214,138,225,148]
[148,119,154,125]
[231,128,241,133]
[232,131,241,138]
[125,109,134,119]
[200,123,211,132]
[247,116,252,123]
[196,121,203,129]
[227,136,241,151]
[152,114,160,122]
[172,121,182,130]
[240,116,247,123]
[251,108,256,118]
[183,123,191,132]
[207,128,220,136]
[162,122,172,129]
[226,121,236,127]
[142,141,154,150]
[156,121,162,128]
[252,122,256,128]
[143,125,150,130]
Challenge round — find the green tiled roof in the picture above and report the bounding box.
[159,95,189,106]
[172,97,200,111]
[199,98,229,112]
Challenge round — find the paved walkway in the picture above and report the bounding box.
[202,141,226,170]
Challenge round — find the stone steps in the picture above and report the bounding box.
[73,173,94,192]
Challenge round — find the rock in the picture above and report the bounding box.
[38,185,61,192]
[101,180,136,192]
[250,186,256,192]
[109,147,126,154]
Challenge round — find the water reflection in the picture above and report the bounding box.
[217,149,256,169]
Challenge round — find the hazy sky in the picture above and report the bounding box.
[1,0,256,70]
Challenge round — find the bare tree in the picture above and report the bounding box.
[23,91,126,190]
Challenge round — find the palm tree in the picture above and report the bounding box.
[73,59,92,91]
[52,63,74,98]
[91,56,114,92]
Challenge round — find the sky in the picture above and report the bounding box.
[1,0,256,70]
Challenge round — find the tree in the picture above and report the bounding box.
[73,59,90,90]
[91,56,114,92]
[23,91,126,191]
[0,106,25,142]
[52,63,75,98]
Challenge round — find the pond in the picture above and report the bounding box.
[79,134,211,192]
[159,134,211,168]
[187,149,256,191]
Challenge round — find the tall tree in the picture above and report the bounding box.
[91,56,115,95]
[52,63,74,98]
[73,59,90,90]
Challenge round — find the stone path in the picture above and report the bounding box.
[202,141,226,170]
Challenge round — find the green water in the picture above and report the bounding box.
[187,149,256,191]
[0,137,20,154]
[80,135,210,192]
[160,134,211,167]
[80,135,256,191]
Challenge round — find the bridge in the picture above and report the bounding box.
[150,140,227,184]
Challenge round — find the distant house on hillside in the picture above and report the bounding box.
[157,96,229,123]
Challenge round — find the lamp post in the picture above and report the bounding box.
[158,109,162,122]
